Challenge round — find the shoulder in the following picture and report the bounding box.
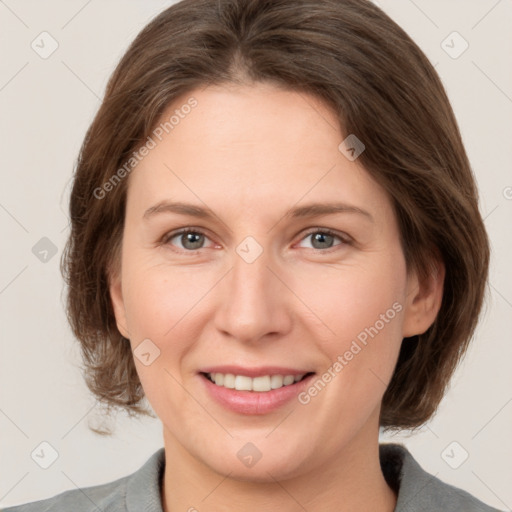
[380,443,505,512]
[2,449,165,512]
[2,477,129,512]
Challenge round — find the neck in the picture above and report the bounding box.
[160,421,397,512]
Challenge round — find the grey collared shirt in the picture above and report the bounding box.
[2,443,504,511]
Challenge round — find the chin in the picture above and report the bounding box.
[199,439,313,483]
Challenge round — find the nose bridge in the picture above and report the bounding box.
[213,238,291,342]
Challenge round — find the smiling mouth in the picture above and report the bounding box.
[201,372,315,392]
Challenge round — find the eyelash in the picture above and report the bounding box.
[160,227,352,254]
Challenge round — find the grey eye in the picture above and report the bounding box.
[297,230,344,250]
[310,232,336,249]
[166,230,210,251]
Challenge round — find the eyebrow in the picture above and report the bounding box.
[143,200,374,223]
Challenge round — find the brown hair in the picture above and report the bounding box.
[61,0,489,430]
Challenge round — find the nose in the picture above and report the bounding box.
[213,243,293,344]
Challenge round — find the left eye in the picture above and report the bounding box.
[297,230,346,250]
[164,230,214,251]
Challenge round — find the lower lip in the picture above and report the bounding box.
[199,373,315,415]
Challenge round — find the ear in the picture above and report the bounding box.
[402,258,445,338]
[109,270,131,339]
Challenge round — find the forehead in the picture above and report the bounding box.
[126,83,392,223]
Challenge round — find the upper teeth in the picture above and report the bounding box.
[207,373,305,392]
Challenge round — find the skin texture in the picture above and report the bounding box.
[109,82,444,512]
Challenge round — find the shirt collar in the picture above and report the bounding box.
[125,443,493,512]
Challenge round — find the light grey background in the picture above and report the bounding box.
[1,0,511,509]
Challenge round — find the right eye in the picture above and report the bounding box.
[162,228,216,252]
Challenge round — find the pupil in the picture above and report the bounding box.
[312,232,333,249]
[183,232,203,249]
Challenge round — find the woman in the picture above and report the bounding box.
[4,0,504,510]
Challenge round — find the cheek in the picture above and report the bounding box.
[290,265,406,444]
[121,257,207,340]
[120,263,209,416]
[294,256,406,343]
[294,256,407,394]
[120,259,222,395]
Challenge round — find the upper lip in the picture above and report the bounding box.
[199,365,315,378]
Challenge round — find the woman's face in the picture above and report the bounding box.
[110,82,435,480]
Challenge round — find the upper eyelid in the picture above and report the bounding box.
[162,227,214,246]
[297,228,352,247]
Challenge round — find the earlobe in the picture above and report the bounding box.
[109,272,130,339]
[402,259,445,338]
